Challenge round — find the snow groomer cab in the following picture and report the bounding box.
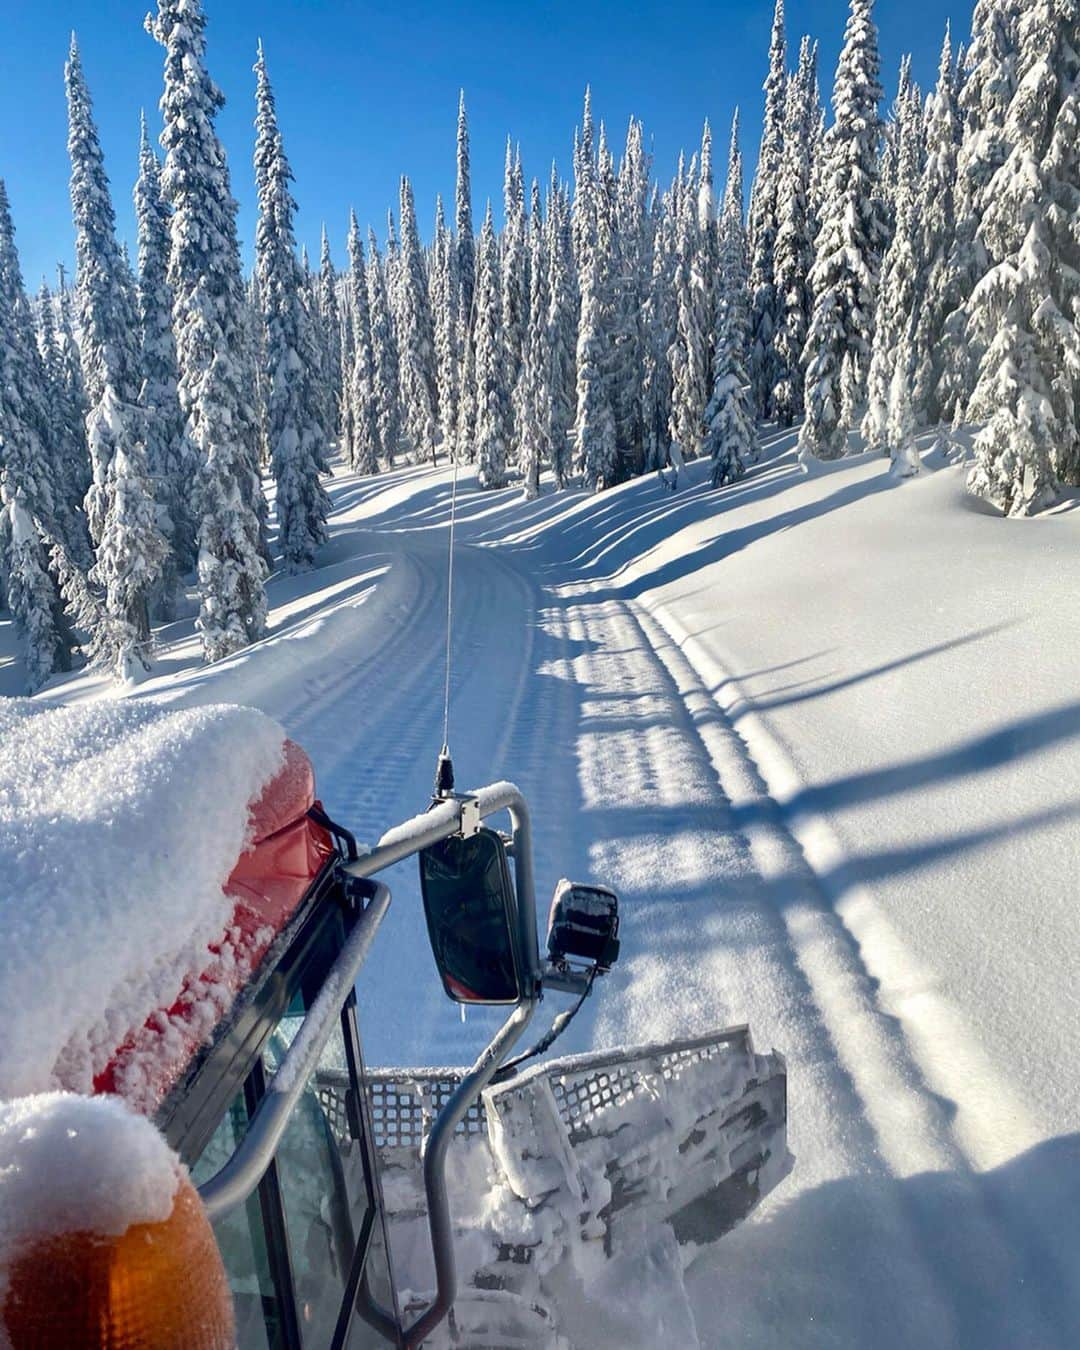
[20,738,789,1349]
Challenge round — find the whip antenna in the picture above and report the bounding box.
[433,450,461,798]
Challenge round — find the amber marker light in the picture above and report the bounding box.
[2,1174,235,1350]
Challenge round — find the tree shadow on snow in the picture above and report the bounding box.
[687,1133,1080,1350]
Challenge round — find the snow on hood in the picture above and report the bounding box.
[0,700,285,1101]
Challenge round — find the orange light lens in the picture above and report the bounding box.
[3,1176,235,1349]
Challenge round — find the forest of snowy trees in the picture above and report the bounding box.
[0,0,1077,689]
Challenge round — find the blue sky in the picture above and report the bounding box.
[0,1,966,288]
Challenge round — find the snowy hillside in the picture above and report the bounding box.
[9,433,1079,1347]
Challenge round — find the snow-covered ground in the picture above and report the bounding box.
[8,431,1079,1347]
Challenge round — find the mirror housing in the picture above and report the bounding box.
[546,880,620,973]
[419,828,524,1005]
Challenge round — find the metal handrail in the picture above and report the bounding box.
[198,882,392,1221]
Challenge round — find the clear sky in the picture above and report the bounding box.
[0,0,967,289]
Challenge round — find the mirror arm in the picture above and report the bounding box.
[540,962,595,996]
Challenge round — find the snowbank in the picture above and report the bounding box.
[0,700,285,1100]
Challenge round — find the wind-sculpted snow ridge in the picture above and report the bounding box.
[0,700,284,1100]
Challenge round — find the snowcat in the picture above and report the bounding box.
[5,738,790,1348]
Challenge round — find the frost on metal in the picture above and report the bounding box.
[321,1027,789,1346]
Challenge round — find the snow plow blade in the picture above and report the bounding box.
[318,1025,789,1343]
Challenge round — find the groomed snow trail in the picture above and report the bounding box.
[274,486,1072,1347]
[36,454,1079,1347]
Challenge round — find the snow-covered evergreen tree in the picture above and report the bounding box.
[518,180,550,498]
[799,0,886,460]
[887,331,922,476]
[68,35,166,676]
[668,126,721,462]
[148,0,268,661]
[501,141,528,424]
[455,91,476,331]
[253,44,331,573]
[0,186,83,687]
[966,0,1080,513]
[704,117,756,488]
[345,212,381,474]
[614,119,651,473]
[862,82,924,453]
[771,37,818,426]
[936,0,1024,417]
[366,228,403,467]
[572,87,596,281]
[35,282,92,562]
[429,198,459,461]
[55,268,91,510]
[748,0,787,419]
[546,170,576,487]
[134,109,196,616]
[473,203,510,489]
[396,176,438,464]
[642,196,677,470]
[911,27,964,424]
[317,225,343,444]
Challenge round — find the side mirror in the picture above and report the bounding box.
[419,828,523,1005]
[546,880,620,973]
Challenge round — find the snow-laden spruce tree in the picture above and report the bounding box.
[148,0,268,661]
[68,35,166,677]
[887,331,922,477]
[345,212,381,475]
[966,0,1080,514]
[772,36,819,427]
[546,171,577,487]
[862,82,924,453]
[397,177,438,464]
[253,44,331,572]
[747,0,787,419]
[799,0,886,460]
[642,197,677,470]
[911,27,964,424]
[456,91,476,335]
[0,191,84,687]
[317,226,343,444]
[936,0,1024,417]
[575,248,617,491]
[667,147,712,463]
[572,87,596,281]
[615,119,651,472]
[704,113,756,487]
[430,196,460,460]
[35,283,92,565]
[501,141,528,421]
[55,271,92,508]
[473,203,510,489]
[367,229,403,467]
[134,110,196,615]
[518,181,550,498]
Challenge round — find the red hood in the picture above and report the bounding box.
[94,739,335,1109]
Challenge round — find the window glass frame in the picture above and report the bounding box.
[162,866,404,1349]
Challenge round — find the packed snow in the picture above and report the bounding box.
[0,700,284,1101]
[8,428,1078,1345]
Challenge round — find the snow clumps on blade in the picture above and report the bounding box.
[0,700,285,1100]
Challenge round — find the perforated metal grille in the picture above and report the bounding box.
[316,1029,749,1154]
[547,1037,732,1142]
[316,1068,486,1151]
